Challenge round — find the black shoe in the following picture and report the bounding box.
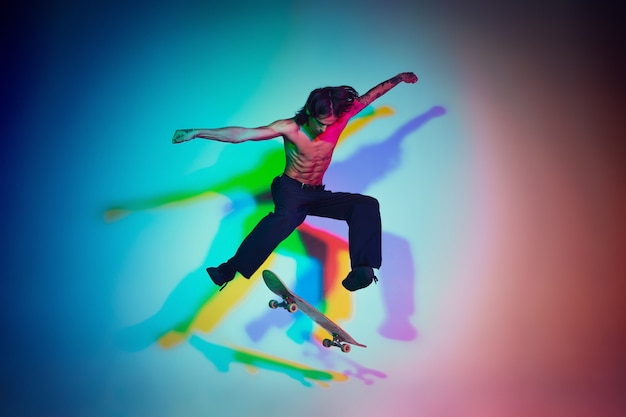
[342,266,378,291]
[206,262,236,290]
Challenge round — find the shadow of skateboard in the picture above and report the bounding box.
[262,270,367,353]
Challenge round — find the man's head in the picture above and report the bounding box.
[294,86,358,127]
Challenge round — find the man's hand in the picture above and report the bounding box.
[172,129,196,144]
[399,72,418,84]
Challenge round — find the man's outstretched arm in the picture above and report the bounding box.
[350,72,418,115]
[172,119,293,144]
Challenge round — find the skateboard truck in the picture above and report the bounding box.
[322,334,352,353]
[268,298,298,314]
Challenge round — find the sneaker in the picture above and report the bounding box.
[342,266,378,291]
[206,262,236,290]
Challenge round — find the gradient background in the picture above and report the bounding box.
[2,1,624,416]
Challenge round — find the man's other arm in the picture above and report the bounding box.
[349,72,418,116]
[172,119,294,144]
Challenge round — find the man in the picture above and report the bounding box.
[172,72,418,291]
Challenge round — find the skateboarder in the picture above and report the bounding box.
[172,72,418,291]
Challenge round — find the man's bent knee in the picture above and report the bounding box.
[360,195,380,211]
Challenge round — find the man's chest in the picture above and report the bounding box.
[287,135,336,161]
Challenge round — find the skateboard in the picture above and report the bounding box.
[262,270,367,353]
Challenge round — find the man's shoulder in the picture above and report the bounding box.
[344,100,366,118]
[269,118,299,136]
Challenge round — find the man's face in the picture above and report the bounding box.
[307,114,338,136]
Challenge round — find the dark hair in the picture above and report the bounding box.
[294,86,359,126]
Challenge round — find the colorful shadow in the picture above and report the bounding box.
[189,335,349,388]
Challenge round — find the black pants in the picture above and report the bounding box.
[229,174,382,278]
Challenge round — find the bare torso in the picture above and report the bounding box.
[278,114,352,186]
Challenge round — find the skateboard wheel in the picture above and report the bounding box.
[287,303,298,313]
[341,343,351,353]
[322,339,332,348]
[269,300,279,309]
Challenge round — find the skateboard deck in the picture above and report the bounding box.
[262,270,366,352]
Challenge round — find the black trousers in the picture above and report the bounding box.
[229,174,382,278]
